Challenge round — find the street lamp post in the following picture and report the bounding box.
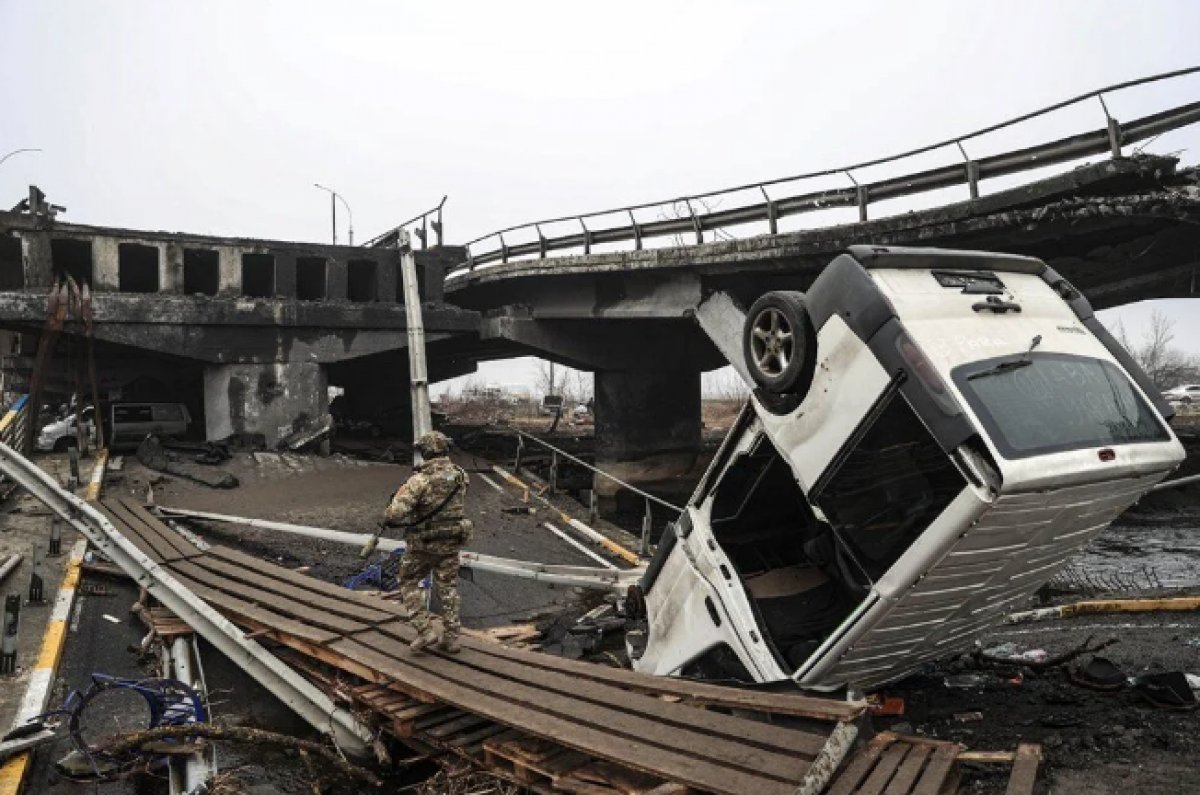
[313,183,354,246]
[0,148,42,169]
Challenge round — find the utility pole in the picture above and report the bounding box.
[398,231,432,459]
[314,183,354,245]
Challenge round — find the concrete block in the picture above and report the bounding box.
[92,237,119,291]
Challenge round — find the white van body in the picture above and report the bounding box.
[630,246,1184,691]
[108,403,192,450]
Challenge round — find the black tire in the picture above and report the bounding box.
[743,291,816,395]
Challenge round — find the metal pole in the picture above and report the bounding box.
[1,595,18,674]
[28,542,44,603]
[641,499,652,556]
[49,519,61,556]
[398,232,432,463]
[0,148,42,169]
[0,554,21,588]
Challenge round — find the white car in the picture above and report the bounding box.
[1163,384,1200,404]
[36,406,95,452]
[627,246,1184,692]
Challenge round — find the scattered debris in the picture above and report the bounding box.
[137,435,239,489]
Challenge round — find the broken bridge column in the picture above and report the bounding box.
[203,362,328,448]
[592,368,702,516]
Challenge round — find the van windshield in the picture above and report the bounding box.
[953,353,1169,459]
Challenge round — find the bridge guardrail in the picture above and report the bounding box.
[0,395,29,449]
[451,66,1200,279]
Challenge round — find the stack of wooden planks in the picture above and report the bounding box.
[96,495,863,795]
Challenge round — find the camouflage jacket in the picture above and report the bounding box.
[384,456,469,539]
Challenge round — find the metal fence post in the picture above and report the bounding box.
[588,490,599,527]
[641,499,653,556]
[28,542,45,603]
[513,434,524,473]
[68,445,80,490]
[549,451,558,495]
[49,518,62,556]
[1,594,18,674]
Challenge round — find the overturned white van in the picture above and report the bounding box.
[627,245,1184,691]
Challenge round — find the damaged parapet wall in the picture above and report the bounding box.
[203,362,327,448]
[0,195,481,447]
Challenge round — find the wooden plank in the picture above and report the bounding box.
[168,571,341,646]
[169,560,369,636]
[113,497,204,559]
[185,554,394,625]
[447,722,508,748]
[206,544,408,617]
[96,503,167,562]
[327,635,798,795]
[455,632,862,721]
[912,744,960,795]
[360,624,827,760]
[1004,743,1041,795]
[828,734,897,795]
[105,498,196,561]
[352,629,810,784]
[884,744,932,795]
[858,742,911,795]
[425,713,491,739]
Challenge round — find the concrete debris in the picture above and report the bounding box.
[137,435,239,489]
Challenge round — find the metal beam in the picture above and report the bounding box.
[0,441,374,756]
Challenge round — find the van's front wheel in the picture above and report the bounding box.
[744,291,815,395]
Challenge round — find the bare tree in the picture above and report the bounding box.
[1110,310,1198,389]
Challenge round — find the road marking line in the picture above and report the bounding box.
[0,536,89,795]
[84,448,109,502]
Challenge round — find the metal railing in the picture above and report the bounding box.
[0,395,29,448]
[452,67,1200,278]
[510,427,684,555]
[364,195,448,249]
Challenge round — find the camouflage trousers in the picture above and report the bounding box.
[396,528,469,635]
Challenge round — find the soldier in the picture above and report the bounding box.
[384,431,472,653]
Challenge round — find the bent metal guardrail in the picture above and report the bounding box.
[452,67,1200,278]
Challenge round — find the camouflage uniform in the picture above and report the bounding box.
[384,432,471,651]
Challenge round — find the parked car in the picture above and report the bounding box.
[1163,384,1200,404]
[627,245,1184,692]
[107,402,192,450]
[35,406,95,452]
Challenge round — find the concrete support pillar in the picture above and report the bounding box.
[593,368,702,513]
[216,246,242,295]
[20,233,52,291]
[377,256,398,304]
[162,241,184,294]
[203,362,328,448]
[92,238,120,291]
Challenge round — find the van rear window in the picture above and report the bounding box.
[953,353,1169,459]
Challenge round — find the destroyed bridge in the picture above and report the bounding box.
[2,68,1200,504]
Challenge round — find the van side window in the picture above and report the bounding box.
[814,394,966,587]
[154,405,184,422]
[113,405,154,423]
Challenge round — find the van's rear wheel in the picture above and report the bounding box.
[744,291,815,395]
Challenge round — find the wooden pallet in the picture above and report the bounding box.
[828,733,1042,795]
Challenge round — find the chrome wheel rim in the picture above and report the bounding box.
[750,307,793,376]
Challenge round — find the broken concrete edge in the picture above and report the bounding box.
[0,536,87,795]
[0,441,375,759]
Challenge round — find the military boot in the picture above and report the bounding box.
[438,630,461,655]
[409,625,442,653]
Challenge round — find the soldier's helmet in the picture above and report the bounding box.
[415,431,451,457]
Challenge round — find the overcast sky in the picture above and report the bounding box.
[2,1,1198,393]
